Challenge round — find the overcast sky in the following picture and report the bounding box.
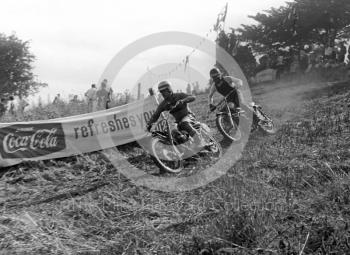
[0,0,288,103]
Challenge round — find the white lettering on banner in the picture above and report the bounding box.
[73,111,155,139]
[3,128,58,154]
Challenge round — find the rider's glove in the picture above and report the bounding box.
[176,99,185,107]
[209,103,216,112]
[146,123,152,132]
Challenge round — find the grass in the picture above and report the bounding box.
[0,79,350,254]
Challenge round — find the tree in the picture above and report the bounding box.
[0,33,47,98]
[216,29,257,77]
[238,0,350,54]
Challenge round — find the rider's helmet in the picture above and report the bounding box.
[209,67,221,81]
[158,80,173,99]
[158,80,173,92]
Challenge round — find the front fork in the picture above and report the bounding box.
[166,121,185,158]
[225,103,236,128]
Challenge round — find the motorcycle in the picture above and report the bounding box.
[210,91,276,142]
[146,105,222,174]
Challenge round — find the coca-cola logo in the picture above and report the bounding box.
[0,123,66,159]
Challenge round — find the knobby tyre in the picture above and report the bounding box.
[256,109,276,134]
[149,137,183,173]
[216,113,242,142]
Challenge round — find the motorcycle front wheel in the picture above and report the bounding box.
[216,113,242,142]
[149,137,183,173]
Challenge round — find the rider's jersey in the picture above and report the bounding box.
[209,76,243,106]
[148,92,194,124]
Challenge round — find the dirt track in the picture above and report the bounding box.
[251,79,349,125]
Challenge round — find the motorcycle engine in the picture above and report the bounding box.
[171,129,189,144]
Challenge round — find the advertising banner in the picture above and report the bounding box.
[0,96,159,167]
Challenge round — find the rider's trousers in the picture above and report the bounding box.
[177,114,197,137]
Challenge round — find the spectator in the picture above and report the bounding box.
[331,46,337,61]
[257,55,269,72]
[186,83,192,94]
[107,87,113,109]
[97,79,113,110]
[289,54,299,76]
[306,51,316,74]
[85,84,97,112]
[275,52,284,79]
[0,98,7,118]
[314,50,324,69]
[324,45,334,60]
[337,42,347,63]
[8,96,15,115]
[17,95,29,118]
[53,94,62,105]
[299,50,309,74]
[70,95,79,103]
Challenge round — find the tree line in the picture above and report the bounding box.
[216,0,350,78]
[1,0,350,105]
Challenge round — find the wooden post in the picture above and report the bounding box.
[148,87,166,131]
[137,83,141,100]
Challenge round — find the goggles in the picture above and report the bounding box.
[210,73,220,80]
[159,87,171,93]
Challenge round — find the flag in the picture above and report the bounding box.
[213,3,228,32]
[222,3,228,23]
[184,55,189,71]
[291,5,298,37]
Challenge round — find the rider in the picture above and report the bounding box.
[208,67,257,133]
[208,67,247,112]
[146,80,206,150]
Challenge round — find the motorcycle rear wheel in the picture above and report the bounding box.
[255,109,276,134]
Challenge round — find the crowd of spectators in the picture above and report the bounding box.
[0,95,29,119]
[256,41,350,82]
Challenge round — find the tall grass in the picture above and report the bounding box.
[0,82,349,254]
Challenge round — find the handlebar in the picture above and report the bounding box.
[210,90,236,112]
[146,100,186,132]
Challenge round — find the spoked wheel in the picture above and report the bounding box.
[150,137,183,173]
[216,113,242,142]
[255,109,276,134]
[200,129,222,158]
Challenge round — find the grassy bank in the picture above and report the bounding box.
[0,81,349,254]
